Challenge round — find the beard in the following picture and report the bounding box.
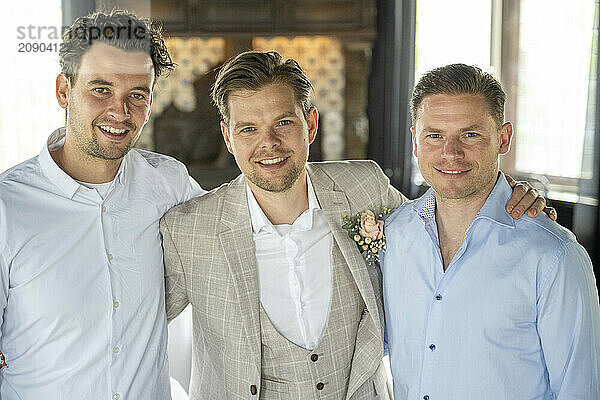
[68,108,138,161]
[81,132,134,160]
[246,160,304,192]
[244,149,307,193]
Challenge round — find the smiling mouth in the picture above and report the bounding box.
[98,125,129,136]
[436,168,471,175]
[257,156,289,166]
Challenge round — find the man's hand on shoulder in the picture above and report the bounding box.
[505,175,557,221]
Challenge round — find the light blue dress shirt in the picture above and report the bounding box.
[383,173,600,400]
[0,128,204,400]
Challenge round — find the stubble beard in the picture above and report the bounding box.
[424,162,499,201]
[69,111,138,161]
[246,153,306,193]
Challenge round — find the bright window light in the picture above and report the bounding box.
[0,1,63,173]
[415,0,493,80]
[514,0,596,179]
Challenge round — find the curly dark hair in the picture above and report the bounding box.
[411,63,506,128]
[59,9,174,86]
[212,51,314,124]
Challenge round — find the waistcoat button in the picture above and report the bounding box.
[250,385,257,395]
[311,354,319,362]
[316,382,325,390]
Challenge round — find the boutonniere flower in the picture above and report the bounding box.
[342,207,391,267]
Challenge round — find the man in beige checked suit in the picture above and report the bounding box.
[159,51,549,399]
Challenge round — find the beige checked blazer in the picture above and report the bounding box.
[160,160,407,400]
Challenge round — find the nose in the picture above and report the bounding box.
[259,127,281,149]
[106,97,130,121]
[441,137,464,160]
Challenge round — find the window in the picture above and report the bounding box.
[511,0,597,182]
[0,1,63,172]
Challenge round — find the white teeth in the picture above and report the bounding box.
[259,157,286,165]
[441,170,464,174]
[99,125,126,135]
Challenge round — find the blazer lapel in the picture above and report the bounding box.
[307,165,382,337]
[218,175,262,358]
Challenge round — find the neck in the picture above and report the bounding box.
[249,172,309,225]
[434,174,498,270]
[50,137,122,184]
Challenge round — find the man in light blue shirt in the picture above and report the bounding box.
[383,63,600,400]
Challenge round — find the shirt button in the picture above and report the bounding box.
[101,205,107,212]
[310,354,318,362]
[113,301,120,309]
[107,253,113,261]
[435,294,442,301]
[429,344,436,351]
[113,394,120,400]
[316,382,325,390]
[113,346,120,354]
[249,385,257,395]
[423,396,430,400]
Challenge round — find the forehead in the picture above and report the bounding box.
[227,84,300,119]
[416,93,493,126]
[76,42,154,86]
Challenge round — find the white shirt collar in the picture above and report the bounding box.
[39,127,128,199]
[246,172,321,235]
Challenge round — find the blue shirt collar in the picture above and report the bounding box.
[412,171,515,229]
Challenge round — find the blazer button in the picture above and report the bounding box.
[250,385,257,395]
[316,382,325,390]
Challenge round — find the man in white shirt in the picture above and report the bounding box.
[159,51,551,399]
[0,10,203,399]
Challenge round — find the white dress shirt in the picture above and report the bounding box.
[247,176,333,350]
[0,128,204,400]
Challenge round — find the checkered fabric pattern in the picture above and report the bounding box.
[417,191,437,223]
[160,160,407,399]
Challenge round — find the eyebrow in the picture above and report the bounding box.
[421,124,487,133]
[460,124,486,132]
[86,79,151,94]
[232,112,298,131]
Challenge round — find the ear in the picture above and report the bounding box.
[411,126,418,158]
[220,120,234,154]
[307,106,319,144]
[56,73,70,109]
[498,122,513,155]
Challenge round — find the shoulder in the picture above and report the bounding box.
[309,159,385,180]
[515,214,578,251]
[308,160,390,193]
[0,156,42,199]
[162,175,242,222]
[128,149,189,177]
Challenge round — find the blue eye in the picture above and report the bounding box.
[464,132,479,138]
[427,133,442,139]
[277,120,291,126]
[240,127,255,133]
